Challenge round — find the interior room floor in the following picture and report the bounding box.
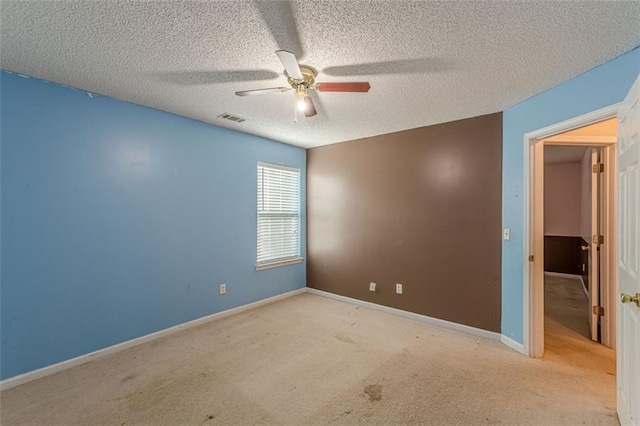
[543,274,617,412]
[1,292,619,425]
[544,273,592,340]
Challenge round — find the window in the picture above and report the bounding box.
[257,162,302,269]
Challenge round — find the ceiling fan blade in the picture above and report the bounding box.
[235,87,291,96]
[303,96,317,117]
[254,1,304,59]
[276,50,303,80]
[308,90,327,119]
[315,82,371,92]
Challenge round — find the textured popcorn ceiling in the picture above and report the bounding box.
[1,1,639,148]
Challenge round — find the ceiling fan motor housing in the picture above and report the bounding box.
[286,65,317,88]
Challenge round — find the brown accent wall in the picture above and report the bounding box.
[307,113,502,332]
[544,235,583,275]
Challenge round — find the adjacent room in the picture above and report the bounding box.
[1,1,639,425]
[541,118,619,410]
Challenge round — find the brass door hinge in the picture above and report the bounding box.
[593,306,604,316]
[528,255,534,262]
[592,163,604,173]
[592,235,604,245]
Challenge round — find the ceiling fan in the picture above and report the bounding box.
[235,50,371,120]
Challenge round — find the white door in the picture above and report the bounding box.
[617,73,640,426]
[589,148,601,342]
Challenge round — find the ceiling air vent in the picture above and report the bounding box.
[218,113,247,123]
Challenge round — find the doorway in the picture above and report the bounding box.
[524,107,618,359]
[541,133,617,382]
[543,143,602,346]
[542,116,618,352]
[527,115,619,417]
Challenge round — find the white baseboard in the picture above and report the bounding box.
[578,276,589,299]
[544,271,581,279]
[306,288,502,342]
[307,288,529,355]
[2,286,528,391]
[500,335,526,355]
[544,271,589,299]
[0,288,306,391]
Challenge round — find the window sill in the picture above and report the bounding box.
[256,257,304,271]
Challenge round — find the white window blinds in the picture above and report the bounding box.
[257,162,301,265]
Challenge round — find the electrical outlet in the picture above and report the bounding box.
[220,283,226,294]
[396,283,403,294]
[503,228,511,240]
[369,282,376,292]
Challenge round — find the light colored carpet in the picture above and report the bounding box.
[544,274,616,386]
[1,292,618,425]
[545,274,591,340]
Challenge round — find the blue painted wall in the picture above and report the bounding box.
[0,71,307,380]
[502,47,640,343]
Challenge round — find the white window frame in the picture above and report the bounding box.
[256,161,303,270]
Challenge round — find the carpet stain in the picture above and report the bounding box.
[328,408,353,423]
[121,374,137,382]
[335,333,354,344]
[364,384,382,401]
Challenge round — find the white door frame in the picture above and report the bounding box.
[523,104,619,358]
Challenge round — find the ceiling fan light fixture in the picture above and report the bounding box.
[295,84,308,112]
[236,51,370,121]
